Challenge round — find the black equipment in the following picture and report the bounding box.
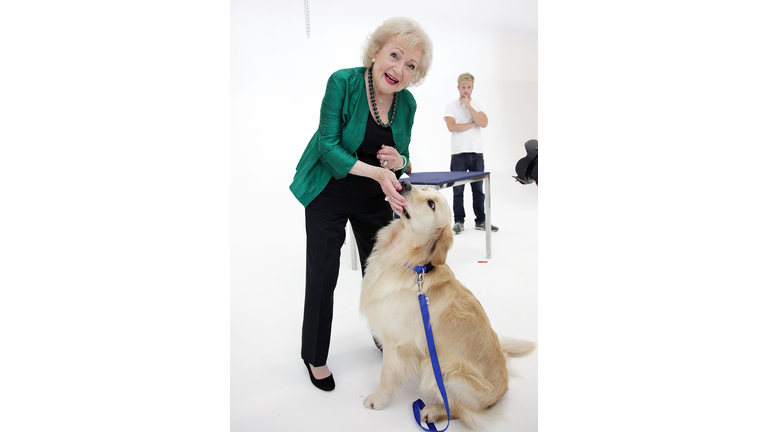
[513,139,537,185]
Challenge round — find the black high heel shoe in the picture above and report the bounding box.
[303,360,335,391]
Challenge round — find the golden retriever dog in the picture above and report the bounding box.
[360,181,536,430]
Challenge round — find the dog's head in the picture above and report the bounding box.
[395,181,454,265]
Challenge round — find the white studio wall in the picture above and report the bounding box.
[232,1,537,431]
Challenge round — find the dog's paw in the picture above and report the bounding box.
[421,404,448,424]
[363,392,390,410]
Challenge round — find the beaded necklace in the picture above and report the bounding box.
[368,67,397,128]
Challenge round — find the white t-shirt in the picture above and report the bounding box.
[444,98,485,155]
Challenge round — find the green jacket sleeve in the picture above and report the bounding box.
[317,72,358,179]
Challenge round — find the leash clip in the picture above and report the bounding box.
[416,271,424,293]
[416,272,428,304]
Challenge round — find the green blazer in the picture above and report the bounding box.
[290,67,415,207]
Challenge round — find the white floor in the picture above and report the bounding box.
[231,169,538,432]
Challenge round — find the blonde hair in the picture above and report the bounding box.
[361,17,433,88]
[457,72,475,84]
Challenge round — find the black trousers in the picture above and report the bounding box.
[301,206,392,366]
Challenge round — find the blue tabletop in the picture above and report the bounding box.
[402,171,489,185]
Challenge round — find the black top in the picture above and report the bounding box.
[308,112,399,214]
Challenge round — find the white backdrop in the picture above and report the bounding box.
[231,1,538,431]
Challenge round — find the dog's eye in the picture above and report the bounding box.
[428,199,435,211]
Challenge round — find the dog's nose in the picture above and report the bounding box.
[399,181,412,195]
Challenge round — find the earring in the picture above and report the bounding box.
[372,58,375,64]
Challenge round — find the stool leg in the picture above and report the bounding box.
[349,222,358,270]
[485,175,491,259]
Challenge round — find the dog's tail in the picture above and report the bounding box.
[499,336,537,358]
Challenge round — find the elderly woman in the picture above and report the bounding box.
[289,17,433,391]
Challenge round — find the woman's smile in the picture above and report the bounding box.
[384,72,399,86]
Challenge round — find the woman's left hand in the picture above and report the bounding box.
[376,145,402,169]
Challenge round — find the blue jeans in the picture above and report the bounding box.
[450,153,485,225]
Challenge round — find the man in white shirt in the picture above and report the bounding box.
[444,72,498,234]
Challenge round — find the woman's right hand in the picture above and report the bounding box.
[377,168,407,212]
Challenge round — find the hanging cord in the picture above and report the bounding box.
[303,0,310,38]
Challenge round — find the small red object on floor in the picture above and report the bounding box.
[478,261,488,263]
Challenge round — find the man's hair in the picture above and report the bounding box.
[457,72,475,84]
[360,17,433,88]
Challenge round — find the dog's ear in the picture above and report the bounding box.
[427,225,453,266]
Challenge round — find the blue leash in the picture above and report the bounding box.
[411,265,450,431]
